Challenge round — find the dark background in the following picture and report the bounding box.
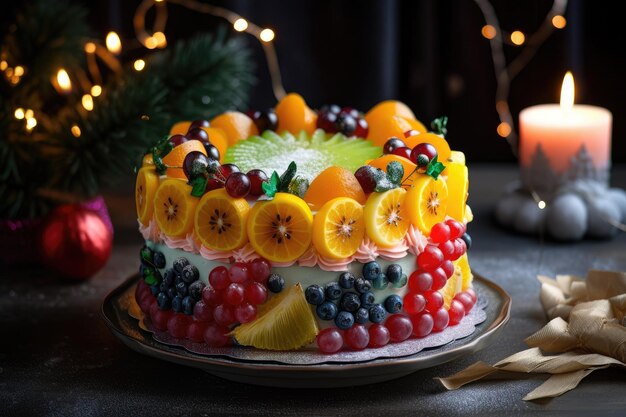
[10,0,626,164]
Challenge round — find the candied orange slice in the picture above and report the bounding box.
[313,197,365,259]
[210,111,259,145]
[274,93,317,135]
[161,140,207,179]
[153,178,198,237]
[363,188,410,248]
[135,167,159,226]
[195,188,250,251]
[405,174,448,236]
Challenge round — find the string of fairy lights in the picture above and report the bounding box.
[1,0,286,138]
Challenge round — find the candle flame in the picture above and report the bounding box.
[56,69,71,92]
[560,71,575,112]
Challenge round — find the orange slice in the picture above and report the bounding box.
[135,167,159,226]
[169,121,192,135]
[246,193,313,263]
[313,197,365,259]
[161,140,207,179]
[210,111,259,145]
[445,161,469,222]
[405,174,448,236]
[274,93,317,135]
[304,166,366,210]
[194,188,250,251]
[363,188,410,248]
[405,132,451,165]
[456,253,473,291]
[153,178,199,237]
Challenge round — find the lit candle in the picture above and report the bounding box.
[519,72,612,192]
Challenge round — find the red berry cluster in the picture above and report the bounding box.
[316,105,369,137]
[383,137,438,168]
[405,218,475,337]
[135,258,272,347]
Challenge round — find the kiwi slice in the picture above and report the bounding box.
[224,129,382,182]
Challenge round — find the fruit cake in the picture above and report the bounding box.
[134,93,476,353]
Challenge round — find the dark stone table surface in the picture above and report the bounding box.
[2,163,626,417]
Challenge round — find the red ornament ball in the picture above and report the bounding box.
[40,204,113,280]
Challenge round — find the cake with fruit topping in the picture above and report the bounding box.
[134,93,476,353]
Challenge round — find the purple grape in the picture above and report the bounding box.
[225,172,251,198]
[246,169,269,196]
[204,144,220,160]
[169,134,188,146]
[383,137,406,155]
[183,151,209,180]
[186,127,209,142]
[189,120,210,130]
[354,166,378,194]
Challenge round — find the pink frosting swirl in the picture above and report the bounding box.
[405,224,428,256]
[377,239,409,261]
[162,232,199,254]
[230,243,258,263]
[138,219,161,242]
[295,245,352,271]
[199,245,231,263]
[354,237,380,263]
[297,246,318,268]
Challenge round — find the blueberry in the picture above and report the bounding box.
[316,301,338,320]
[162,269,176,287]
[355,278,372,294]
[159,279,170,293]
[362,261,381,281]
[338,272,356,289]
[355,307,369,324]
[176,281,188,297]
[462,232,472,250]
[166,287,177,300]
[369,304,386,323]
[386,264,403,284]
[340,292,361,312]
[152,251,166,268]
[181,264,199,283]
[182,296,195,315]
[372,273,389,290]
[188,281,206,301]
[173,257,190,274]
[384,294,403,314]
[393,273,408,289]
[175,272,185,286]
[325,282,343,301]
[334,311,355,330]
[140,245,153,266]
[157,292,171,310]
[360,291,376,308]
[267,273,284,293]
[172,295,183,313]
[305,285,325,305]
[150,284,159,296]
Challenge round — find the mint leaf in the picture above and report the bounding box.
[430,116,448,137]
[155,135,174,157]
[153,153,166,175]
[262,171,280,198]
[288,176,309,198]
[279,161,297,191]
[386,161,404,187]
[190,176,208,197]
[144,271,158,286]
[425,155,446,180]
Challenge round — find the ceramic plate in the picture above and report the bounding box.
[101,273,511,388]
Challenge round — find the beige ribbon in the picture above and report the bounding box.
[436,269,626,400]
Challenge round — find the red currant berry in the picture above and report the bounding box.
[205,177,224,192]
[151,309,174,331]
[432,307,450,332]
[424,291,443,312]
[403,293,426,314]
[204,323,231,347]
[213,304,235,326]
[344,324,370,350]
[408,270,433,292]
[385,314,413,342]
[249,258,271,283]
[451,238,467,260]
[430,223,451,243]
[169,134,188,146]
[224,283,245,306]
[441,260,455,278]
[244,282,268,305]
[445,219,465,239]
[454,292,475,313]
[391,146,412,160]
[368,324,391,348]
[439,240,455,260]
[316,111,339,133]
[431,267,447,291]
[234,302,257,323]
[466,288,477,303]
[219,163,240,178]
[202,286,223,306]
[225,172,251,198]
[383,137,406,155]
[354,165,379,194]
[167,314,191,338]
[316,328,344,353]
[246,169,269,196]
[209,266,230,290]
[229,262,250,284]
[412,142,437,161]
[354,118,369,137]
[187,322,208,342]
[448,299,466,325]
[411,312,434,338]
[193,300,214,322]
[417,245,444,272]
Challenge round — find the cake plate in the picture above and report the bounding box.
[101,272,510,388]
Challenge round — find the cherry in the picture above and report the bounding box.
[229,263,249,284]
[169,134,188,146]
[316,328,344,353]
[186,127,209,142]
[249,258,271,283]
[336,113,357,136]
[247,169,269,196]
[204,323,231,347]
[430,223,451,243]
[234,302,257,323]
[213,304,235,326]
[448,299,466,325]
[417,245,444,272]
[209,266,230,290]
[244,282,268,305]
[408,270,432,293]
[354,117,369,137]
[344,324,369,350]
[411,142,437,164]
[432,307,450,332]
[316,111,338,133]
[385,314,413,343]
[204,144,220,161]
[403,292,426,315]
[187,322,208,342]
[247,109,278,132]
[193,300,214,322]
[225,172,251,198]
[205,178,224,192]
[224,283,245,306]
[383,137,406,155]
[189,119,210,130]
[219,163,240,179]
[367,324,391,348]
[354,165,379,194]
[202,286,223,306]
[183,151,209,180]
[391,146,412,160]
[410,312,434,338]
